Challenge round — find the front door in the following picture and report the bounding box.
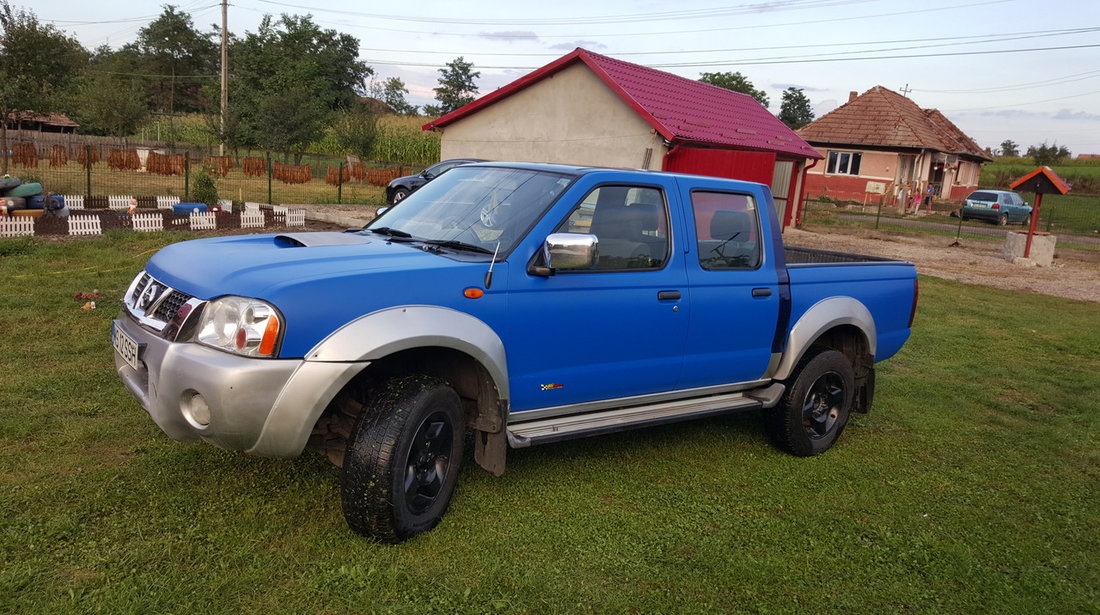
[505,178,688,413]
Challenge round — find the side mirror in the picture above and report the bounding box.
[530,233,599,276]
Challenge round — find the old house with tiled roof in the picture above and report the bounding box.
[424,48,822,228]
[797,86,991,207]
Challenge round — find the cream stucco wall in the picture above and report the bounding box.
[436,63,668,168]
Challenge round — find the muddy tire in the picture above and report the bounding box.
[341,376,464,542]
[764,350,855,457]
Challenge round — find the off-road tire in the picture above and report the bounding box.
[764,350,855,457]
[341,375,464,542]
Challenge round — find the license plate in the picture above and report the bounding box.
[112,323,143,371]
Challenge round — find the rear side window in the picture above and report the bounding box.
[691,191,761,270]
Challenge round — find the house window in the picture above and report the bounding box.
[826,151,862,176]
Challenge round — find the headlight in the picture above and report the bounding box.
[195,296,283,357]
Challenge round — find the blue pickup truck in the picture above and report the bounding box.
[113,162,918,542]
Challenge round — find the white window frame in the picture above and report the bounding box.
[826,151,862,176]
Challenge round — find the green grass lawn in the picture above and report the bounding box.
[1,233,1097,614]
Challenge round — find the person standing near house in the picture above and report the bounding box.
[923,184,936,210]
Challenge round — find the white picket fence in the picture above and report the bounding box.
[62,195,85,210]
[132,213,164,232]
[68,215,102,236]
[107,195,133,210]
[156,196,180,209]
[240,210,265,229]
[0,216,35,237]
[189,212,217,231]
[286,209,306,227]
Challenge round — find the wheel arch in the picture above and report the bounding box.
[772,296,876,382]
[296,306,510,472]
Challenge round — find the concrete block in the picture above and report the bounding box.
[1004,231,1056,267]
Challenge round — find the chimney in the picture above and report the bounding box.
[848,91,858,103]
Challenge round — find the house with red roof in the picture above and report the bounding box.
[797,86,992,208]
[423,48,822,229]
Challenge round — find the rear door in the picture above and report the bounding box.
[677,179,782,388]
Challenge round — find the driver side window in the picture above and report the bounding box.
[556,185,669,271]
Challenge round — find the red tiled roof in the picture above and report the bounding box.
[796,86,991,161]
[424,48,821,160]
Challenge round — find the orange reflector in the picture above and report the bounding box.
[258,316,280,356]
[463,288,485,299]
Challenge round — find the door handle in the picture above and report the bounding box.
[657,290,681,301]
[752,288,773,297]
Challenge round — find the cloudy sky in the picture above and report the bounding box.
[40,0,1100,155]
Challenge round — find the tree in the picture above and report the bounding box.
[1000,139,1020,157]
[699,71,769,108]
[68,73,149,136]
[127,5,217,113]
[1026,142,1071,166]
[373,77,417,115]
[777,87,814,129]
[432,57,480,115]
[0,1,86,172]
[227,14,373,151]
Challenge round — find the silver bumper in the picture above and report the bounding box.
[113,315,367,457]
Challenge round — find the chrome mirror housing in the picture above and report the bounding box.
[544,233,598,270]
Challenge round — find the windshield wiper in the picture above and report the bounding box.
[420,239,494,255]
[367,226,413,239]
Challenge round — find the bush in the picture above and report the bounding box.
[192,171,219,207]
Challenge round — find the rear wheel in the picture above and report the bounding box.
[998,213,1009,226]
[765,350,855,457]
[341,376,465,542]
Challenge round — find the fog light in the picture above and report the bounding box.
[186,392,211,427]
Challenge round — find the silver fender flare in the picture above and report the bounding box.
[307,305,509,399]
[770,297,876,382]
[249,306,509,458]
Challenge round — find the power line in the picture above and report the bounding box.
[363,43,1100,70]
[250,0,879,26]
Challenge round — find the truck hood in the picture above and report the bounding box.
[145,231,470,299]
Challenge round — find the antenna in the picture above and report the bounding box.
[899,83,912,97]
[483,241,501,289]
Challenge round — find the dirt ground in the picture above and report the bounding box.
[783,226,1100,304]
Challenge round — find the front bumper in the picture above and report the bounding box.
[113,314,367,457]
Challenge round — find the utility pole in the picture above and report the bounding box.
[219,0,228,156]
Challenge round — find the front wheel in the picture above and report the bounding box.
[1022,213,1032,227]
[764,350,855,457]
[391,187,410,204]
[341,376,465,542]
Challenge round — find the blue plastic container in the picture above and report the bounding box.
[173,202,208,214]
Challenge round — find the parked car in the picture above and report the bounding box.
[385,158,485,204]
[960,190,1032,225]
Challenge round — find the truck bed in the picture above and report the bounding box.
[784,246,902,266]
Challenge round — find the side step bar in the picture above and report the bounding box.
[507,383,785,448]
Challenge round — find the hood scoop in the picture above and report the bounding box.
[274,232,373,247]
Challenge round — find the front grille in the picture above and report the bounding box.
[154,290,190,322]
[124,272,197,336]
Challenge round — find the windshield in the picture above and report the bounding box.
[367,166,574,255]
